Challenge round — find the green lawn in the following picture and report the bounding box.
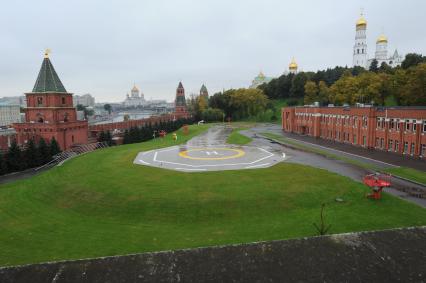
[1,124,426,267]
[226,128,252,145]
[384,167,426,185]
[262,132,426,184]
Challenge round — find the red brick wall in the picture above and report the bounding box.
[88,113,189,136]
[282,106,426,159]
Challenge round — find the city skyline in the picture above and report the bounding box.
[1,0,425,103]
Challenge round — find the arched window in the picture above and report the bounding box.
[64,112,69,122]
[38,117,44,123]
[62,97,66,104]
[37,97,43,106]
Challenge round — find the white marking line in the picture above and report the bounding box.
[282,136,398,168]
[142,150,153,155]
[175,168,207,171]
[282,152,286,158]
[245,163,270,169]
[138,159,150,165]
[152,146,276,168]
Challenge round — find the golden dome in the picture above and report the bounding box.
[131,84,139,92]
[289,58,298,70]
[258,71,265,78]
[376,34,388,44]
[356,16,367,28]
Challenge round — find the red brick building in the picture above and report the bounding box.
[282,106,426,159]
[13,51,88,150]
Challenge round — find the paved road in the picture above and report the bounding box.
[133,125,285,172]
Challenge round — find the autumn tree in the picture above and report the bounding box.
[304,81,318,105]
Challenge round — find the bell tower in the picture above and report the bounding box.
[353,12,368,68]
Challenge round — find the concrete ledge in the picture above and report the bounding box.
[1,226,426,283]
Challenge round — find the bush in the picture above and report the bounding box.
[201,108,224,122]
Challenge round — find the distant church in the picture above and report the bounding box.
[123,84,146,107]
[249,58,298,89]
[353,13,403,69]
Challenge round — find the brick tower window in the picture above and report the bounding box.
[62,97,66,104]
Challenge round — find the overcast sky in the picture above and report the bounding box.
[0,0,425,103]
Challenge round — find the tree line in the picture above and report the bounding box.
[187,88,270,122]
[0,137,61,176]
[258,53,426,107]
[119,118,194,144]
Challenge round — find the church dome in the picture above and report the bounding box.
[356,16,367,28]
[131,85,139,92]
[258,71,265,78]
[289,58,298,70]
[376,34,388,44]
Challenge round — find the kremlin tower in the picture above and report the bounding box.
[174,81,189,118]
[200,84,208,99]
[13,50,88,150]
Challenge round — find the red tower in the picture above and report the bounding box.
[174,81,189,118]
[13,50,88,150]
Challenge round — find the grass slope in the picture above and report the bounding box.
[1,124,426,267]
[384,167,426,185]
[226,128,252,145]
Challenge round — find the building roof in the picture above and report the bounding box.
[200,84,208,93]
[377,34,388,44]
[356,14,367,27]
[1,227,425,282]
[32,51,67,93]
[177,81,184,89]
[289,58,298,70]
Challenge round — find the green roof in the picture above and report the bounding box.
[32,57,67,93]
[200,84,208,93]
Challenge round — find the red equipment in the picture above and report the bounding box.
[159,130,167,138]
[363,173,391,199]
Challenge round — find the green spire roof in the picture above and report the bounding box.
[200,84,208,93]
[32,55,67,93]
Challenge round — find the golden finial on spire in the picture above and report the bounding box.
[44,48,51,58]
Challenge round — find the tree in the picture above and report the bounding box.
[0,153,8,175]
[402,53,426,69]
[6,140,24,172]
[399,63,426,105]
[50,137,61,156]
[317,81,330,105]
[37,138,51,165]
[290,73,308,98]
[369,59,379,72]
[76,104,94,119]
[201,108,224,122]
[104,104,112,114]
[303,81,318,105]
[24,138,38,168]
[379,62,393,74]
[76,104,85,111]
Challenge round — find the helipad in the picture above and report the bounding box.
[133,144,285,172]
